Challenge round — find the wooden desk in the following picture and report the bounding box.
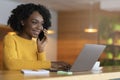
[0,66,120,80]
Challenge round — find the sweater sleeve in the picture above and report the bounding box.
[37,52,47,61]
[3,33,51,70]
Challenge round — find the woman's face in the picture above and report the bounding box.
[21,11,44,39]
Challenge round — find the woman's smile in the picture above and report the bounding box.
[32,30,41,37]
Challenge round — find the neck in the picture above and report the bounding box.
[17,33,32,40]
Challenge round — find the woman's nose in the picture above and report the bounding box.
[37,25,43,30]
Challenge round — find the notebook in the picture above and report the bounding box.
[70,44,106,72]
[21,69,50,76]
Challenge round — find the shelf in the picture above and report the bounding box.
[98,43,120,46]
[98,15,120,66]
[100,59,120,66]
[98,28,120,66]
[101,58,120,61]
[113,30,120,33]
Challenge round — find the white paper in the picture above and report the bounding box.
[21,69,50,76]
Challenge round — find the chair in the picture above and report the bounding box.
[0,24,12,70]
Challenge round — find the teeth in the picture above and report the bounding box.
[32,30,40,35]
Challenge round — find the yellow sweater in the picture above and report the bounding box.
[3,32,51,70]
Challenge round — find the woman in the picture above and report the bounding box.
[3,3,70,70]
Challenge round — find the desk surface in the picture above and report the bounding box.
[1,66,120,80]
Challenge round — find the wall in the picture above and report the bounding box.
[45,10,58,61]
[58,10,98,64]
[0,0,57,61]
[0,0,20,24]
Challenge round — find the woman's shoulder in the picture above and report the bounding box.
[5,32,16,39]
[7,32,16,35]
[3,32,17,43]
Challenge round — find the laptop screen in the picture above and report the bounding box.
[70,44,106,72]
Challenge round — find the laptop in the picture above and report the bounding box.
[70,44,106,72]
[49,44,106,72]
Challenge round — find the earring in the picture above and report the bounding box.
[21,21,24,26]
[21,23,24,26]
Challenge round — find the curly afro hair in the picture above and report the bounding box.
[7,3,51,33]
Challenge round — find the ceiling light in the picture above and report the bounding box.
[84,28,98,33]
[47,29,55,34]
[84,1,97,33]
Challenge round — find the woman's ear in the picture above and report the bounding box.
[21,21,24,26]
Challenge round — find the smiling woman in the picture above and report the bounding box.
[20,11,44,39]
[3,3,51,70]
[3,3,70,71]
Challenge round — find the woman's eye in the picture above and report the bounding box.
[32,20,44,26]
[32,21,38,24]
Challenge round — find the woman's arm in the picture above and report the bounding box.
[3,33,51,70]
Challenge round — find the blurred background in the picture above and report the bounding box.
[1,0,120,68]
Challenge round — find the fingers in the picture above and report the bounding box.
[43,29,48,35]
[40,36,47,43]
[37,33,48,52]
[51,61,71,71]
[60,63,71,71]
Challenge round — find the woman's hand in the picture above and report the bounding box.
[51,61,71,71]
[37,30,48,53]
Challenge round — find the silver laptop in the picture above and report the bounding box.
[70,44,106,72]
